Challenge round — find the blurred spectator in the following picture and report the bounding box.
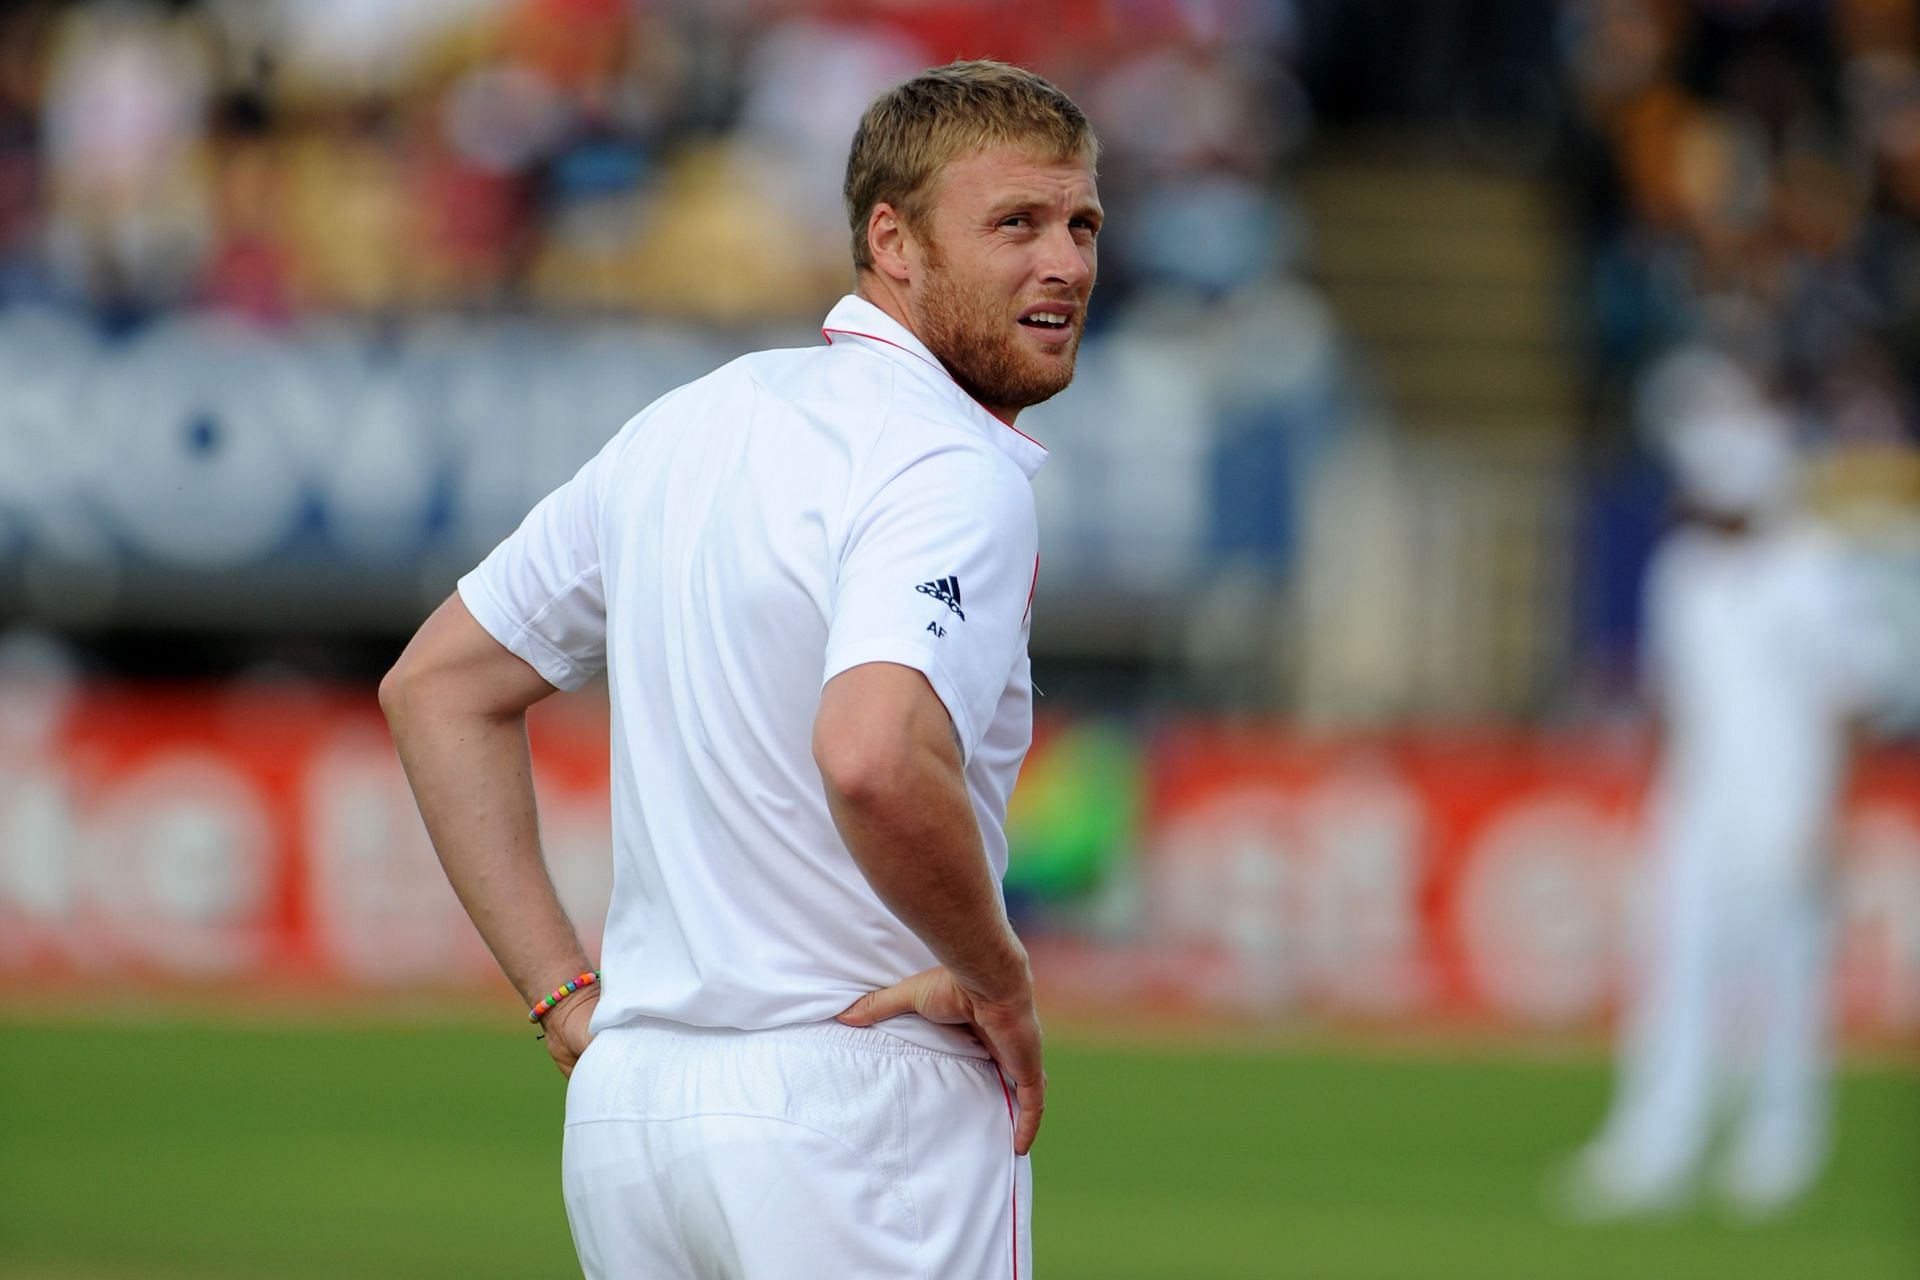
[40,3,215,321]
[1560,351,1887,1219]
[0,7,56,305]
[198,93,295,324]
[1091,28,1302,301]
[266,0,508,102]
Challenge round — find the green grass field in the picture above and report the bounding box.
[1,1015,1913,1279]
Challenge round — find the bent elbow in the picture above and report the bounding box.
[813,728,910,813]
[814,663,961,811]
[377,660,417,725]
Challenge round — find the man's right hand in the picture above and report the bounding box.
[836,966,1046,1155]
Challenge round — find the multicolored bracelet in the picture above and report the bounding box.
[528,971,600,1023]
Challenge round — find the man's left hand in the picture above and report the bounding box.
[542,987,599,1079]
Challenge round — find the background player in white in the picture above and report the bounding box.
[381,61,1100,1277]
[1561,355,1883,1219]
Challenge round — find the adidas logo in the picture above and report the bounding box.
[916,575,965,620]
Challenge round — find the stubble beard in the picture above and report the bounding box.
[913,242,1082,415]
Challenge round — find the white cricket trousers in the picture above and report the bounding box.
[561,1017,1032,1279]
[1596,797,1833,1193]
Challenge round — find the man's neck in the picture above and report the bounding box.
[854,275,919,343]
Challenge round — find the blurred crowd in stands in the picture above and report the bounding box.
[1562,0,1917,453]
[1,0,1907,434]
[1,0,1912,416]
[0,0,1308,327]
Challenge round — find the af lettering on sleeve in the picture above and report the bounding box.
[824,441,1039,761]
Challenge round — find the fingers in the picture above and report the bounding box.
[544,992,598,1079]
[1011,1069,1046,1155]
[835,978,921,1026]
[989,1038,1045,1154]
[837,969,1047,1152]
[966,1000,1045,1154]
[549,1025,594,1079]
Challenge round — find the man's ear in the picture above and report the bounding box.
[867,203,915,285]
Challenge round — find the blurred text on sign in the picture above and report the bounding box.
[2,685,1917,1042]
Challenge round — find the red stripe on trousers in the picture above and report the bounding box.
[997,1071,1019,1280]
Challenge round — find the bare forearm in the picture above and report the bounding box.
[386,694,590,1005]
[824,748,1029,1002]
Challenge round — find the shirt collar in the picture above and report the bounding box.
[820,294,1049,480]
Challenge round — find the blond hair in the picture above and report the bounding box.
[843,60,1099,272]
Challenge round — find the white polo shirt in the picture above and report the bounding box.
[458,295,1046,1057]
[1646,518,1876,873]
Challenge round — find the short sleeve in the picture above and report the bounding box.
[825,442,1037,760]
[457,446,611,692]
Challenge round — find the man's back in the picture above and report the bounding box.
[460,299,1045,1055]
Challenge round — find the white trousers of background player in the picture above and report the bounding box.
[1587,781,1832,1209]
[562,1018,1031,1279]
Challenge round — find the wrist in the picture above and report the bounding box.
[527,969,601,1023]
[546,986,600,1034]
[956,949,1032,1007]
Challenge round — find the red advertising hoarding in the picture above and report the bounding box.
[3,684,1917,1041]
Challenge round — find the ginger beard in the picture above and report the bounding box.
[911,233,1085,416]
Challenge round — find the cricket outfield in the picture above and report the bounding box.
[1,1015,1913,1279]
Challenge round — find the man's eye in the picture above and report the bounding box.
[1000,215,1031,228]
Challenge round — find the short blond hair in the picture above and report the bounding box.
[843,60,1099,272]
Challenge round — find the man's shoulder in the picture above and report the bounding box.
[733,341,996,455]
[1772,520,1857,606]
[619,345,853,435]
[727,341,889,421]
[1772,517,1846,563]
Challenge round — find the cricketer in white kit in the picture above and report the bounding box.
[381,60,1103,1279]
[1562,361,1885,1219]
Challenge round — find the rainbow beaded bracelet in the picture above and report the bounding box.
[529,971,600,1023]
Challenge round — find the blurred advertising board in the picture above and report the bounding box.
[4,685,1918,1042]
[0,683,613,993]
[1030,724,1920,1042]
[0,312,1236,633]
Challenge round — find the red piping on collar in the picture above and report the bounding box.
[821,326,1048,452]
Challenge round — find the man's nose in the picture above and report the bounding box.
[1037,225,1092,290]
